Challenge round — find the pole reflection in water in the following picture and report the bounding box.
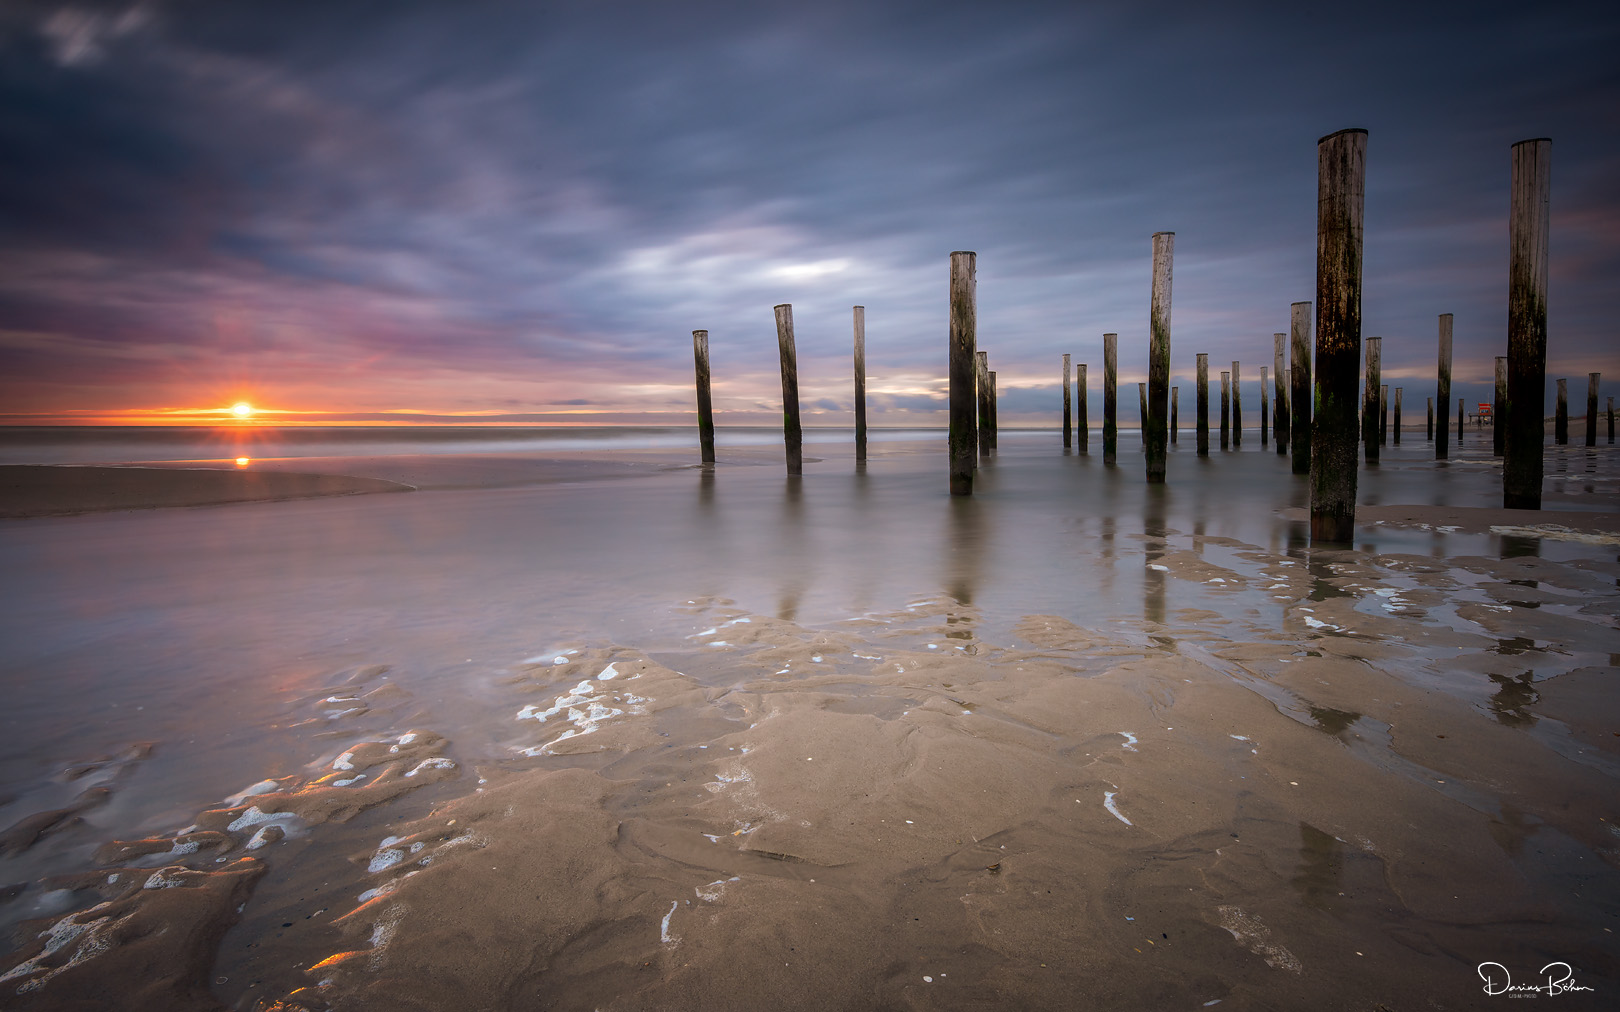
[1143,483,1168,627]
[943,494,985,608]
[776,475,806,621]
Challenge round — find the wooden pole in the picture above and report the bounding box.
[1609,396,1615,444]
[1260,365,1270,446]
[1103,333,1118,465]
[1435,315,1453,459]
[1379,383,1388,446]
[1062,353,1072,449]
[1290,302,1311,473]
[1138,382,1148,454]
[989,370,998,450]
[1231,361,1242,447]
[1273,333,1288,454]
[774,304,803,475]
[1220,371,1230,450]
[1458,397,1465,443]
[692,329,716,464]
[1077,364,1089,454]
[853,306,867,463]
[1393,387,1402,445]
[1493,356,1508,456]
[1554,378,1568,444]
[977,350,992,457]
[949,252,977,495]
[1147,231,1173,482]
[1310,127,1366,544]
[1505,138,1551,509]
[1196,352,1209,456]
[1362,336,1381,462]
[1171,385,1178,444]
[1586,372,1600,447]
[1427,396,1434,442]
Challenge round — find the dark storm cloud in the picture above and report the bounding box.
[1,0,1616,417]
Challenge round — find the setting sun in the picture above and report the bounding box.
[231,402,253,418]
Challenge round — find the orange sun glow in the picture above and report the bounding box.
[231,402,254,418]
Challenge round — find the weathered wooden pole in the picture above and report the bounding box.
[1290,302,1312,473]
[1310,127,1366,544]
[692,329,716,464]
[1585,372,1600,447]
[1077,364,1089,453]
[1170,385,1178,444]
[775,304,803,475]
[1427,396,1434,441]
[1220,370,1230,449]
[1196,352,1210,456]
[1147,231,1173,482]
[989,370,998,449]
[1554,378,1568,444]
[1379,383,1389,445]
[1362,336,1381,462]
[1504,138,1551,509]
[1393,387,1402,445]
[1260,365,1270,446]
[1062,353,1073,448]
[1436,314,1453,459]
[1493,356,1508,456]
[1273,333,1288,454]
[1103,333,1118,465]
[1457,398,1465,442]
[1609,396,1615,444]
[949,252,977,495]
[976,351,992,457]
[853,306,867,462]
[1137,382,1148,453]
[1230,361,1242,447]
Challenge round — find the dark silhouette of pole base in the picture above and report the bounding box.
[1231,361,1242,447]
[1103,333,1118,466]
[1147,231,1173,482]
[1062,353,1072,449]
[1362,337,1381,463]
[1436,314,1453,460]
[949,252,977,495]
[1554,379,1568,445]
[1504,138,1551,509]
[1171,385,1178,444]
[1077,364,1089,454]
[1260,365,1270,446]
[1220,371,1230,450]
[693,329,716,464]
[1393,387,1402,445]
[1310,127,1367,544]
[1493,356,1507,456]
[1585,373,1599,447]
[854,307,867,462]
[775,305,803,475]
[1196,353,1209,457]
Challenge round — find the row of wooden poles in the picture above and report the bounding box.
[690,132,1605,544]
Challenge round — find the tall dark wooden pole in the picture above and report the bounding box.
[1585,373,1599,447]
[1137,382,1148,453]
[1379,384,1389,446]
[989,371,998,450]
[1554,379,1568,445]
[1458,398,1465,442]
[1436,315,1453,460]
[1147,231,1173,482]
[1273,333,1288,454]
[1609,396,1615,444]
[1260,366,1270,446]
[1062,353,1072,449]
[1310,127,1366,544]
[1231,361,1242,447]
[1493,356,1507,456]
[1505,138,1551,509]
[853,306,867,462]
[1393,387,1402,445]
[1196,352,1209,456]
[693,329,716,464]
[1427,397,1434,441]
[1362,336,1381,463]
[1171,385,1178,444]
[1290,302,1311,473]
[1103,333,1118,465]
[1077,364,1089,454]
[949,252,977,495]
[1220,371,1230,450]
[977,351,992,457]
[775,305,803,475]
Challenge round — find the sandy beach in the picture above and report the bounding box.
[1,429,1617,1010]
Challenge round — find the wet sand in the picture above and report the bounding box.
[0,465,414,518]
[1,433,1617,1009]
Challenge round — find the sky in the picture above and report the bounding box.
[1,0,1616,427]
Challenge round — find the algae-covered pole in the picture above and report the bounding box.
[1554,379,1568,445]
[1493,356,1508,456]
[1231,361,1242,447]
[1436,314,1453,460]
[1171,385,1178,444]
[1290,302,1311,473]
[1504,138,1551,509]
[1393,387,1402,445]
[1147,231,1173,482]
[1310,127,1366,544]
[1260,366,1270,446]
[1062,353,1072,449]
[1077,364,1089,454]
[949,252,977,495]
[853,306,867,462]
[1220,371,1230,450]
[1274,334,1288,454]
[1362,336,1381,463]
[1585,373,1599,447]
[977,351,992,457]
[1138,382,1148,454]
[1196,353,1210,456]
[1103,333,1118,465]
[774,304,803,476]
[692,329,716,464]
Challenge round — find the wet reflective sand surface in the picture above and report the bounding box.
[1,428,1616,1009]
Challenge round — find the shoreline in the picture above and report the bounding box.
[0,465,415,518]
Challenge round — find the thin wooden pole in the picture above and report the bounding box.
[1103,333,1118,466]
[1493,356,1508,456]
[774,304,803,475]
[1427,397,1434,441]
[1196,353,1209,456]
[1458,397,1465,442]
[1147,231,1173,482]
[1393,387,1402,445]
[989,370,998,449]
[1137,382,1148,454]
[1586,372,1600,447]
[1379,383,1388,446]
[1077,364,1089,454]
[1260,365,1270,446]
[1231,361,1242,447]
[1062,353,1072,448]
[692,329,716,464]
[1554,378,1568,444]
[1436,315,1453,459]
[949,252,977,495]
[1220,371,1230,450]
[1505,138,1551,509]
[1362,336,1381,462]
[1609,396,1615,444]
[1290,302,1311,473]
[1171,385,1178,444]
[1273,334,1288,454]
[853,306,867,462]
[977,350,992,457]
[1311,127,1366,543]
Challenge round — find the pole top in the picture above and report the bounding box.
[950,250,976,257]
[1151,231,1175,238]
[774,303,791,311]
[1290,300,1311,309]
[1318,127,1368,144]
[1512,137,1552,146]
[692,329,708,336]
[853,304,864,309]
